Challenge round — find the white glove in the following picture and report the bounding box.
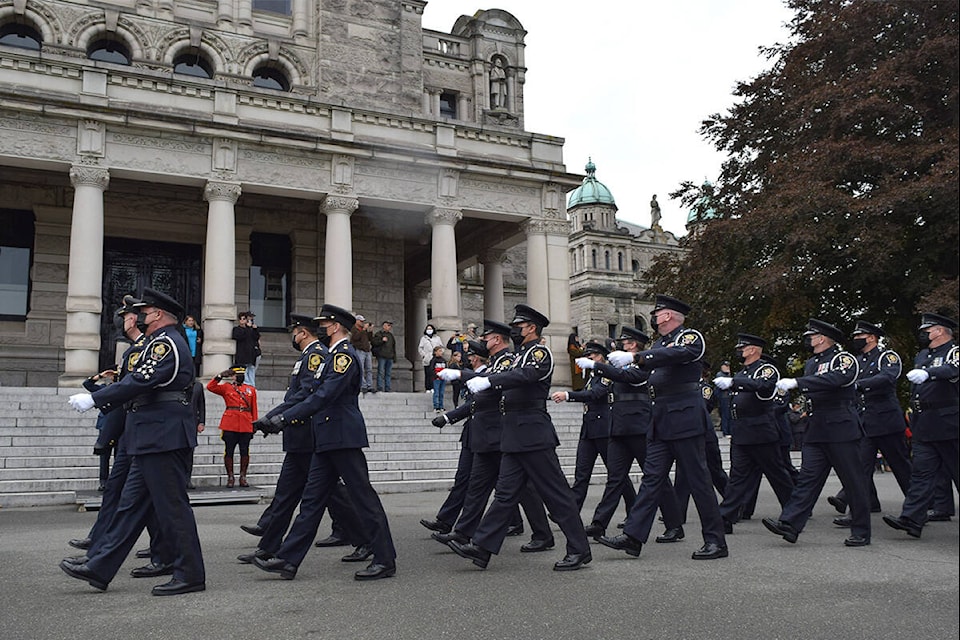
[466,376,491,394]
[906,369,930,384]
[713,376,733,390]
[575,357,595,370]
[69,393,95,413]
[776,378,798,393]
[438,368,461,382]
[608,351,634,367]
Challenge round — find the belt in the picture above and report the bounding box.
[648,382,700,399]
[471,401,501,414]
[499,398,547,413]
[614,392,647,402]
[130,389,190,411]
[731,406,770,419]
[912,399,958,412]
[226,406,252,412]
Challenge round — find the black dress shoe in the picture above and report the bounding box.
[354,561,396,581]
[762,518,799,543]
[432,531,468,546]
[341,545,374,563]
[882,515,922,538]
[740,514,752,521]
[843,535,870,547]
[655,526,685,543]
[505,524,524,537]
[237,549,272,564]
[314,534,350,547]
[827,495,847,514]
[692,543,729,560]
[135,548,151,559]
[130,562,174,578]
[833,516,853,527]
[448,541,491,569]
[419,518,452,534]
[554,551,592,571]
[68,537,92,550]
[723,520,734,535]
[254,556,298,579]
[151,578,206,596]
[59,560,108,591]
[520,539,555,553]
[598,534,643,557]
[63,554,89,565]
[927,510,953,522]
[240,524,265,536]
[584,523,605,539]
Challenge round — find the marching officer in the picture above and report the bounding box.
[598,295,728,560]
[713,334,795,532]
[884,312,959,538]
[764,318,870,547]
[448,305,592,571]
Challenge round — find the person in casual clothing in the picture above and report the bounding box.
[351,314,374,394]
[232,311,261,387]
[419,324,444,392]
[207,366,258,488]
[447,351,465,407]
[430,346,447,413]
[372,320,397,392]
[182,315,203,376]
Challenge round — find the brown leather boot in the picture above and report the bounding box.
[239,455,250,487]
[225,455,235,488]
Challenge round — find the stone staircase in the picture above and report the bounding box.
[3,386,687,508]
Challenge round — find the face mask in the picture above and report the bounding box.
[917,330,931,350]
[509,326,524,349]
[851,337,868,352]
[802,335,815,353]
[426,329,434,336]
[134,310,150,333]
[291,333,302,352]
[319,333,331,347]
[735,348,746,362]
[649,313,659,332]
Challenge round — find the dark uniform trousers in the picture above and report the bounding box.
[929,471,957,515]
[87,448,204,584]
[835,432,912,511]
[571,435,636,518]
[624,435,725,546]
[674,427,728,523]
[471,446,589,556]
[901,439,960,524]
[435,439,475,526]
[276,448,395,567]
[719,442,795,523]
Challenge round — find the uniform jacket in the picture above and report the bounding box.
[637,326,710,441]
[444,363,491,450]
[910,340,959,442]
[206,378,258,433]
[567,371,612,440]
[92,325,196,455]
[453,348,514,453]
[487,340,558,452]
[280,337,368,453]
[855,346,906,437]
[593,358,651,437]
[796,345,861,443]
[267,339,326,452]
[728,359,781,445]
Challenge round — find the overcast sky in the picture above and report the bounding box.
[421,1,795,237]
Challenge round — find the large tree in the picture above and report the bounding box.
[648,0,958,364]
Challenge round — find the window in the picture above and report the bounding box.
[0,23,42,50]
[88,37,131,64]
[608,324,618,340]
[631,259,640,273]
[253,0,291,14]
[0,209,35,319]
[252,65,290,91]
[249,232,291,329]
[604,250,610,270]
[591,249,597,269]
[173,49,214,79]
[439,91,457,119]
[618,251,624,271]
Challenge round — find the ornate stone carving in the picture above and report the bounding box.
[320,195,359,215]
[523,217,570,236]
[204,180,241,203]
[69,165,109,189]
[76,120,105,157]
[426,207,462,227]
[213,138,238,173]
[478,248,505,265]
[438,168,459,198]
[332,154,354,186]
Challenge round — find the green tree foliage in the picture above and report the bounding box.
[648,0,958,363]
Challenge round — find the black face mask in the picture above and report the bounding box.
[134,311,150,333]
[851,337,868,352]
[649,313,659,332]
[917,330,932,350]
[802,335,815,353]
[735,348,746,363]
[509,326,524,349]
[319,332,332,347]
[291,333,302,352]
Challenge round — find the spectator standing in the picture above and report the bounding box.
[351,314,374,394]
[232,311,261,387]
[429,346,447,413]
[372,320,396,392]
[182,315,203,375]
[207,366,258,487]
[447,330,468,357]
[568,331,585,391]
[448,351,464,407]
[418,324,443,392]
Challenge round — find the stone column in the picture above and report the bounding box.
[321,195,358,309]
[426,207,462,342]
[202,180,242,376]
[524,217,573,386]
[479,248,505,322]
[292,0,308,37]
[63,165,109,383]
[408,286,430,392]
[523,219,550,313]
[238,0,252,27]
[217,0,234,26]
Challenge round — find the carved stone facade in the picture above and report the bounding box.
[0,1,580,388]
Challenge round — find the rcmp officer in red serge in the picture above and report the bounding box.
[252,304,396,581]
[239,313,365,564]
[598,295,727,560]
[884,312,959,539]
[829,320,912,525]
[63,288,205,595]
[763,318,871,547]
[448,304,592,571]
[713,333,795,533]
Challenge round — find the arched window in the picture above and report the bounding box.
[591,249,597,269]
[173,49,214,79]
[252,65,290,91]
[604,250,610,270]
[618,252,624,271]
[0,23,42,50]
[631,259,640,273]
[253,0,291,14]
[88,37,131,65]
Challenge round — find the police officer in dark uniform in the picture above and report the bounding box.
[883,312,959,538]
[431,324,554,550]
[577,327,685,541]
[62,288,205,595]
[763,318,871,547]
[253,304,396,580]
[238,313,366,564]
[829,320,912,526]
[448,305,592,571]
[599,295,728,560]
[713,334,795,532]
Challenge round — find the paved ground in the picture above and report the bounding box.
[0,473,957,640]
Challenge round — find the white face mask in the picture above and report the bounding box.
[426,329,434,336]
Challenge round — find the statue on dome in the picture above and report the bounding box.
[650,194,662,229]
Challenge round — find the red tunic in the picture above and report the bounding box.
[206,379,258,433]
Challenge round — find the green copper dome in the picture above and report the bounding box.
[568,159,616,208]
[686,180,718,225]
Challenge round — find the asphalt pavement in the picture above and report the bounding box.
[0,472,957,640]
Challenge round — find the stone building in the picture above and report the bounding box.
[0,1,581,389]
